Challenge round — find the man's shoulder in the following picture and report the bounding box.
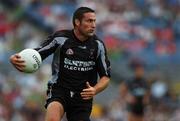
[93,34,101,41]
[53,29,72,38]
[93,34,104,44]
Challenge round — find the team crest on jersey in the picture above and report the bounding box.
[66,48,74,55]
[89,49,95,59]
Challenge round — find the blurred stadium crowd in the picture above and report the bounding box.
[0,0,180,121]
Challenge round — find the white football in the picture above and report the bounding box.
[19,49,42,73]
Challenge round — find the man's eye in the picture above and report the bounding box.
[89,20,95,23]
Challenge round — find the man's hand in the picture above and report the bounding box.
[9,54,25,72]
[80,82,96,100]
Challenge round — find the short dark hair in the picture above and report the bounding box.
[72,7,95,26]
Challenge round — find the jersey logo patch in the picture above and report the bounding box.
[89,49,95,59]
[66,48,74,55]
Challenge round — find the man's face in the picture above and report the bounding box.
[76,12,96,37]
[135,67,144,78]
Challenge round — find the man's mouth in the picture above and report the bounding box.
[89,29,95,33]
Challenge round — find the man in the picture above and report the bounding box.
[120,64,149,121]
[10,7,111,121]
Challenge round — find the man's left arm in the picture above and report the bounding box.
[94,76,110,94]
[81,40,111,100]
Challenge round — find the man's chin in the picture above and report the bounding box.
[87,33,94,36]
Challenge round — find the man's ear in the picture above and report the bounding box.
[75,19,80,26]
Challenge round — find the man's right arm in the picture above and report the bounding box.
[10,33,58,71]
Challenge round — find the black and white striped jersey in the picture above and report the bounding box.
[35,30,110,91]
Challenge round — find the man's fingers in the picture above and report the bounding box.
[15,59,25,63]
[86,82,91,88]
[82,97,91,100]
[14,55,25,63]
[80,91,94,100]
[82,96,92,100]
[81,94,92,99]
[15,54,20,57]
[81,93,92,97]
[13,62,26,67]
[81,91,93,95]
[15,66,24,72]
[82,88,91,92]
[10,54,25,63]
[10,53,25,72]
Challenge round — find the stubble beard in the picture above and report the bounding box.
[79,28,94,38]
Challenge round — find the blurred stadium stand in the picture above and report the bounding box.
[0,0,180,121]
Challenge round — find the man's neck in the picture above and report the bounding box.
[73,29,88,42]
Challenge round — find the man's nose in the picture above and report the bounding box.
[91,21,96,28]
